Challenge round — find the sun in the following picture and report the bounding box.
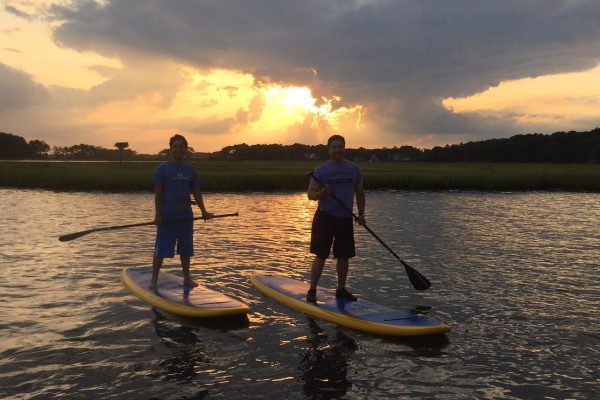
[280,87,317,111]
[265,86,317,113]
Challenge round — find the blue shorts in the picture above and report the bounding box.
[154,220,194,258]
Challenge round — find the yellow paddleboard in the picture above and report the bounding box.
[122,267,250,318]
[251,274,450,337]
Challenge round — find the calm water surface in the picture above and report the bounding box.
[0,189,598,399]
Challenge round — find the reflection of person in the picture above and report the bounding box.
[306,134,365,303]
[299,318,357,398]
[149,134,214,291]
[150,309,208,383]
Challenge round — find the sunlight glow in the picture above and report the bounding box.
[0,7,122,89]
[0,6,364,152]
[443,63,600,127]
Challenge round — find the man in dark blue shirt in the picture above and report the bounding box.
[306,134,366,303]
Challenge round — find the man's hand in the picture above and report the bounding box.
[201,211,214,220]
[355,213,365,226]
[318,184,332,198]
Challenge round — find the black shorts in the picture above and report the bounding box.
[310,209,356,259]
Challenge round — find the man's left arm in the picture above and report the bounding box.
[192,187,213,220]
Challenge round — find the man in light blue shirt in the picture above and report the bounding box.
[149,134,213,290]
[306,134,366,303]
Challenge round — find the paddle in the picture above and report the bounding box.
[308,172,431,290]
[58,212,239,242]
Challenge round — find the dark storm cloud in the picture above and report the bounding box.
[0,63,48,112]
[48,0,600,138]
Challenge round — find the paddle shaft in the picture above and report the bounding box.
[309,172,396,255]
[308,172,430,290]
[59,212,239,242]
[102,212,238,230]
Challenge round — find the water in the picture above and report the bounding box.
[0,188,598,399]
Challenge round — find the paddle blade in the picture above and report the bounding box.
[401,260,431,290]
[58,229,97,242]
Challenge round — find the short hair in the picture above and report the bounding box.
[327,134,345,147]
[169,134,188,147]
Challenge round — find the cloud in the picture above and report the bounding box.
[5,5,34,20]
[44,0,600,144]
[50,1,600,91]
[5,0,57,20]
[0,63,48,112]
[0,0,595,152]
[159,116,236,136]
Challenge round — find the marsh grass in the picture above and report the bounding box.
[0,161,598,192]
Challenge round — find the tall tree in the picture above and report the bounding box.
[114,142,129,163]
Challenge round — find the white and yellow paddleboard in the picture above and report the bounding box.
[251,274,450,337]
[121,267,250,318]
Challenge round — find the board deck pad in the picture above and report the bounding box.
[121,267,250,318]
[251,274,450,336]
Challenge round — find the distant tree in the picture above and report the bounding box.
[157,146,195,160]
[0,132,39,159]
[51,143,135,160]
[114,142,129,163]
[28,139,50,158]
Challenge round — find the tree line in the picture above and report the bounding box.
[1,128,599,163]
[211,128,600,163]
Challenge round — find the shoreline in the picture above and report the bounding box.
[1,160,599,193]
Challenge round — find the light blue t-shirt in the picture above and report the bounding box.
[154,161,201,219]
[310,160,363,219]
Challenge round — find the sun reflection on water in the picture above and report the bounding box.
[0,188,598,399]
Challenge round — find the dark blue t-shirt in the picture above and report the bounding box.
[154,161,201,219]
[310,160,362,219]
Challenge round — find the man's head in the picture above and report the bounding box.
[169,133,188,162]
[169,134,188,148]
[327,134,345,163]
[327,134,345,148]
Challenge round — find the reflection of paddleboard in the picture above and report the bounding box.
[121,268,250,318]
[250,274,450,336]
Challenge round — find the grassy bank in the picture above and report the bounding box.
[1,161,599,192]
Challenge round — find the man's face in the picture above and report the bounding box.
[328,139,345,162]
[170,139,188,161]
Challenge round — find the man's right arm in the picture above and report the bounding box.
[307,185,322,201]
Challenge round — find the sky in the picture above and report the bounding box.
[1,0,600,154]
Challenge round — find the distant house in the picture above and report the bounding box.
[389,153,412,162]
[369,154,379,162]
[226,148,237,160]
[304,152,319,160]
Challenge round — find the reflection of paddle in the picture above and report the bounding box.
[59,212,239,242]
[309,172,431,290]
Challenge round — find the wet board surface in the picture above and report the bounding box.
[251,274,450,336]
[121,267,250,318]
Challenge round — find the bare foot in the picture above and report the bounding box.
[149,281,158,291]
[183,278,199,288]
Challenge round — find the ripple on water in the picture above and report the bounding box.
[0,189,598,399]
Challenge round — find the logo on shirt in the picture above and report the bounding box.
[328,177,354,185]
[173,172,190,181]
